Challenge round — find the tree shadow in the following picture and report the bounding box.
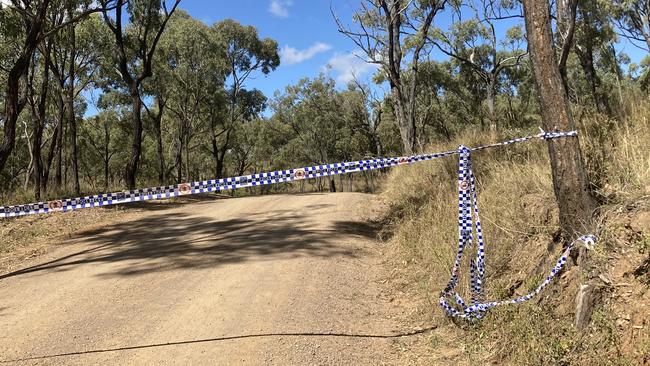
[0,203,374,280]
[332,220,380,240]
[97,193,231,213]
[0,326,436,364]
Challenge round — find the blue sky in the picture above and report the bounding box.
[180,0,381,99]
[176,1,646,100]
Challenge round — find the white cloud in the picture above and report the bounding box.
[269,0,292,18]
[326,51,379,85]
[281,42,332,65]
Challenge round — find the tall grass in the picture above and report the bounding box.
[381,97,650,364]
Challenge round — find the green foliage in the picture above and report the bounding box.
[270,75,374,167]
[214,19,280,77]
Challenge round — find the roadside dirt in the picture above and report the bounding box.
[0,193,429,365]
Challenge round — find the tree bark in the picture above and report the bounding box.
[556,0,577,96]
[329,178,336,193]
[486,74,497,132]
[184,132,191,181]
[125,88,144,188]
[210,122,230,180]
[144,96,167,185]
[523,0,594,239]
[43,98,63,192]
[216,134,229,179]
[103,119,111,190]
[67,24,81,195]
[54,100,64,189]
[176,133,183,183]
[31,42,53,200]
[154,101,165,185]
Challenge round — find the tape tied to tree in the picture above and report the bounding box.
[438,145,596,320]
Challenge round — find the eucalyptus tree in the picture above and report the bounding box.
[45,13,108,194]
[141,20,173,185]
[141,76,168,184]
[98,0,181,189]
[273,76,347,191]
[408,61,457,143]
[334,0,447,154]
[347,79,385,156]
[274,77,336,163]
[25,37,52,199]
[522,0,594,241]
[271,75,377,191]
[208,19,279,179]
[80,111,120,190]
[155,11,221,182]
[431,0,527,131]
[0,0,112,182]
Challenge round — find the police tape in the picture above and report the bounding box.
[439,143,596,319]
[0,130,578,219]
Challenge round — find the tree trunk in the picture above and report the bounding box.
[216,144,228,180]
[23,122,34,191]
[392,96,415,154]
[43,106,62,192]
[575,45,611,115]
[486,75,498,132]
[31,42,53,200]
[555,0,577,96]
[125,88,143,189]
[214,127,231,179]
[54,101,64,189]
[523,0,594,240]
[215,156,224,180]
[0,57,29,175]
[68,25,80,195]
[154,105,165,185]
[176,133,183,183]
[184,133,191,182]
[384,0,412,155]
[103,118,111,190]
[329,178,336,193]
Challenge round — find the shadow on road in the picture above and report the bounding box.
[96,193,231,212]
[0,326,436,364]
[0,203,379,280]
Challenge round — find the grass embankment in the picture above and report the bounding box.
[381,103,650,364]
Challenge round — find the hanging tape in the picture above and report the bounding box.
[439,145,596,320]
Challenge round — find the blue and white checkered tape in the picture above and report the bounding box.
[0,130,578,219]
[439,143,596,320]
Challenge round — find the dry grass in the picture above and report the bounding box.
[381,99,650,365]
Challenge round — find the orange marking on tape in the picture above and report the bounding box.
[48,200,64,212]
[294,169,306,180]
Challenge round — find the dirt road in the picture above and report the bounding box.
[0,193,421,365]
